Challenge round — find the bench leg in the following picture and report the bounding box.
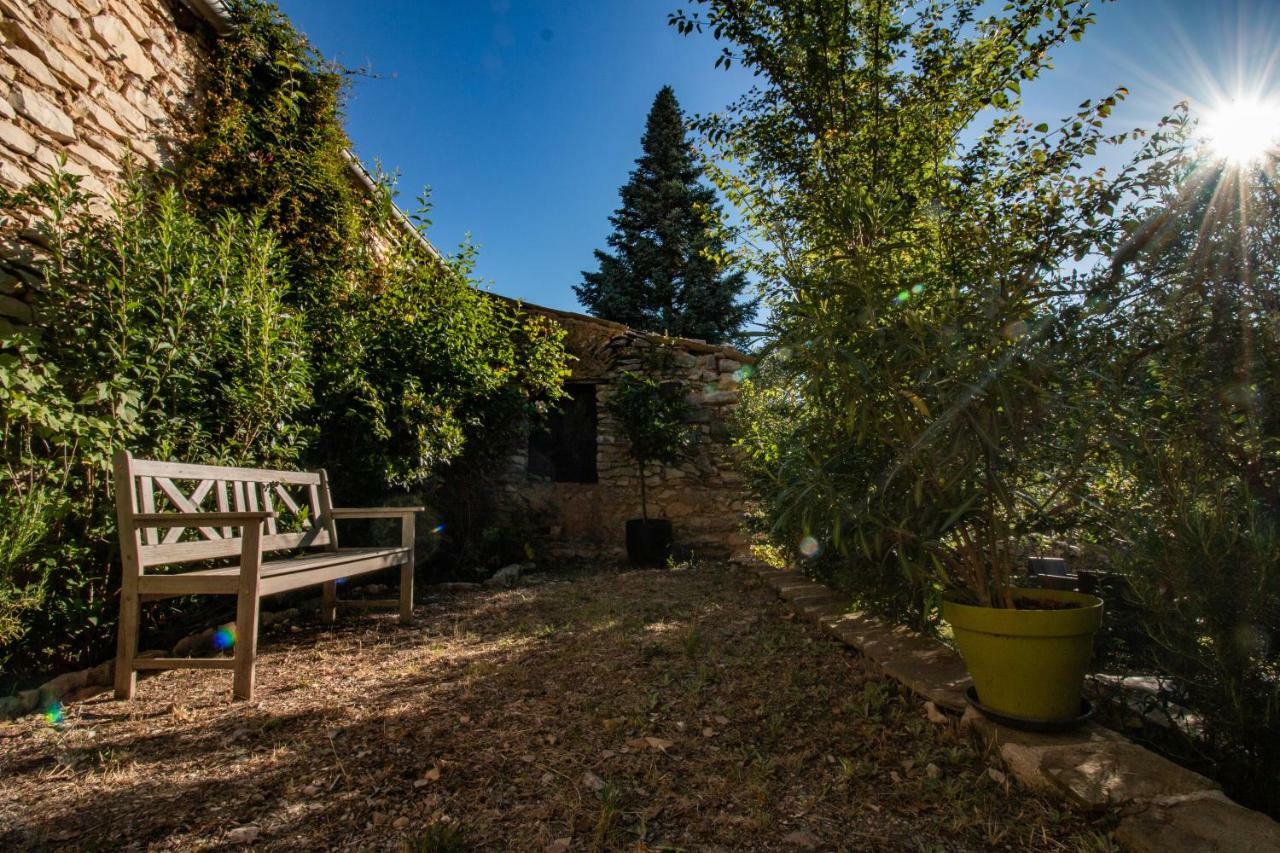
[399,560,414,625]
[399,515,415,625]
[114,590,139,700]
[232,590,260,701]
[321,581,338,624]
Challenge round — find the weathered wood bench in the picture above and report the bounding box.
[112,450,422,701]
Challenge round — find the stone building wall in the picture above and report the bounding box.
[500,307,752,561]
[1,0,220,326]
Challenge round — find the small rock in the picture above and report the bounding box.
[302,785,320,796]
[702,727,716,738]
[924,701,948,725]
[227,826,259,844]
[372,812,388,826]
[926,763,941,780]
[782,829,821,849]
[392,816,410,829]
[414,766,441,787]
[485,564,523,588]
[582,771,605,792]
[541,772,555,785]
[546,838,572,853]
[987,767,1007,785]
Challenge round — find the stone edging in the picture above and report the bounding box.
[741,563,1280,852]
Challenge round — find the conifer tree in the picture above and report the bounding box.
[575,86,753,345]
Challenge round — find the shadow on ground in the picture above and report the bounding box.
[0,562,1116,851]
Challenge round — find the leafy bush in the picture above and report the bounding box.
[1087,151,1280,815]
[0,0,569,684]
[680,0,1278,816]
[0,170,311,680]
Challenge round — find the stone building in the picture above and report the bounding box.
[1,0,752,559]
[500,302,753,561]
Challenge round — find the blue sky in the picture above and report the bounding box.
[274,0,1279,313]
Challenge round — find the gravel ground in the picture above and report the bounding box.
[0,561,1116,851]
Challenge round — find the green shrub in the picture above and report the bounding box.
[0,0,569,684]
[0,170,311,680]
[1089,152,1280,816]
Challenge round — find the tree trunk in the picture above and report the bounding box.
[638,461,648,521]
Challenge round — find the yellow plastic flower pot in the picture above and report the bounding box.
[942,588,1103,723]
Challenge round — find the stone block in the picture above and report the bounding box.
[0,294,34,324]
[880,644,971,711]
[962,706,1219,810]
[0,122,39,157]
[69,140,117,173]
[91,14,157,79]
[46,0,80,17]
[10,86,76,142]
[1114,794,1280,853]
[74,96,129,140]
[88,84,149,131]
[8,47,58,88]
[0,158,36,189]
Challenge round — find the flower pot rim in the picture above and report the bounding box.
[941,586,1103,611]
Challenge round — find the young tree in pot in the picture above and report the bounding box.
[670,0,1186,726]
[605,370,696,564]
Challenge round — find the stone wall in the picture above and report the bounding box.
[1,0,216,325]
[500,308,752,561]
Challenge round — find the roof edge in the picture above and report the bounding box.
[178,0,234,35]
[491,292,756,363]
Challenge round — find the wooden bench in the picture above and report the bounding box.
[112,450,422,701]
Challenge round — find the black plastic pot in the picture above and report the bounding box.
[626,518,674,566]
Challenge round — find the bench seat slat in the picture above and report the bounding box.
[136,547,409,598]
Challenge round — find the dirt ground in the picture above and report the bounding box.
[0,561,1117,851]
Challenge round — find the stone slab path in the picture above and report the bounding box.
[749,565,1280,853]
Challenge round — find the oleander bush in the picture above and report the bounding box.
[675,0,1279,815]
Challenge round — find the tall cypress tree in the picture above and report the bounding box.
[575,86,754,345]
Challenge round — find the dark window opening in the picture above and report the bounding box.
[528,383,598,483]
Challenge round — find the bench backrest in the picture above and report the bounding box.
[113,450,338,569]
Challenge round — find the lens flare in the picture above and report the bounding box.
[432,524,445,535]
[43,701,64,726]
[211,625,237,651]
[1203,97,1280,165]
[798,535,821,558]
[733,365,756,382]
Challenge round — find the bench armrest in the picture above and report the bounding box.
[329,507,423,519]
[133,511,276,527]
